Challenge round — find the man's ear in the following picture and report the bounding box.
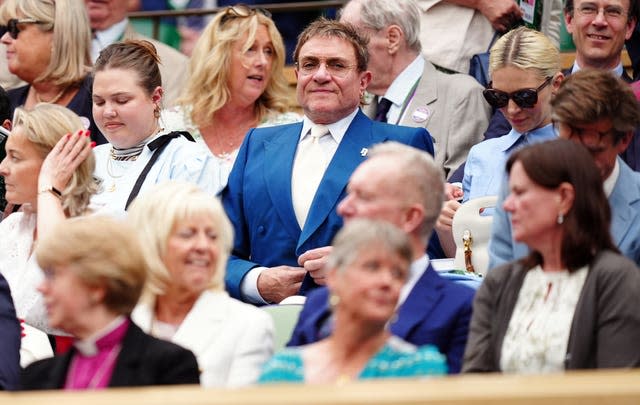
[2,119,11,131]
[386,25,403,55]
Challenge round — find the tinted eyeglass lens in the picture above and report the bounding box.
[7,19,21,39]
[512,90,538,109]
[483,89,538,109]
[0,25,7,39]
[483,89,509,108]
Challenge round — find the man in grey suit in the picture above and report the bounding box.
[489,69,640,268]
[340,0,492,179]
[85,0,188,107]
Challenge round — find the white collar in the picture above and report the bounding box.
[74,315,126,356]
[383,55,425,108]
[603,158,620,198]
[571,61,624,77]
[92,18,129,62]
[300,108,359,145]
[399,254,429,306]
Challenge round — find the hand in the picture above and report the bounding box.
[445,183,464,201]
[298,246,333,285]
[257,266,307,304]
[436,199,462,233]
[38,129,94,191]
[477,0,523,32]
[19,318,25,338]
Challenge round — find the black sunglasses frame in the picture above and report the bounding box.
[0,18,46,40]
[483,76,553,109]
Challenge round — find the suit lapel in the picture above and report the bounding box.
[390,265,443,339]
[610,159,640,245]
[172,292,226,356]
[48,351,74,388]
[399,62,437,128]
[298,111,371,247]
[263,123,303,240]
[108,322,145,387]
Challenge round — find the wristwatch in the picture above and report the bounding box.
[38,185,63,199]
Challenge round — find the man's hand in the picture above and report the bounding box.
[257,266,306,304]
[298,246,333,285]
[435,199,462,258]
[477,0,523,32]
[445,182,464,201]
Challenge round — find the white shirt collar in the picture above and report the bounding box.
[74,315,126,356]
[92,18,129,62]
[571,60,624,77]
[603,158,620,198]
[398,254,429,306]
[383,55,424,124]
[300,108,359,145]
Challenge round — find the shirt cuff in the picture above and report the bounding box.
[240,267,269,305]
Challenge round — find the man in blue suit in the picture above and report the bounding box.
[489,70,640,269]
[222,18,434,304]
[0,273,20,390]
[287,142,475,374]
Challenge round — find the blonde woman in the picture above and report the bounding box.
[163,5,300,189]
[0,103,94,337]
[1,0,104,144]
[129,181,274,388]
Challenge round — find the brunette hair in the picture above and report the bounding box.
[95,40,162,96]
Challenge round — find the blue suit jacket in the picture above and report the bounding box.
[222,110,434,299]
[286,265,475,374]
[0,273,20,390]
[489,157,640,269]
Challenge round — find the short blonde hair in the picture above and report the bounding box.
[13,104,96,216]
[0,0,91,86]
[128,181,234,301]
[36,216,147,316]
[489,27,560,80]
[327,218,412,274]
[178,8,289,128]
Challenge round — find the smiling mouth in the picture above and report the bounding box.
[587,34,610,40]
[248,75,264,82]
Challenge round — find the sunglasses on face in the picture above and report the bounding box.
[219,4,272,26]
[0,18,47,40]
[483,76,553,109]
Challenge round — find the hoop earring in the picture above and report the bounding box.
[153,105,160,119]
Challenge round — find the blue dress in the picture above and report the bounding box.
[258,336,447,383]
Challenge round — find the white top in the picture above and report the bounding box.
[161,106,301,190]
[132,290,274,388]
[91,129,220,216]
[500,265,588,374]
[0,211,52,333]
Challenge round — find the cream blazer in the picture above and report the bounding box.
[132,290,274,388]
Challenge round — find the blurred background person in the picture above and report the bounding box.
[436,27,561,257]
[91,40,218,215]
[163,4,299,190]
[0,0,104,144]
[0,104,94,352]
[85,0,188,107]
[21,215,200,390]
[0,272,20,391]
[490,70,640,268]
[463,139,640,373]
[129,181,274,388]
[259,219,447,383]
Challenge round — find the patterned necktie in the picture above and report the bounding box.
[374,97,393,123]
[291,124,330,228]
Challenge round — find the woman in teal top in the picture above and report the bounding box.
[259,219,447,384]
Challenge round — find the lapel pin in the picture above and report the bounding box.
[412,107,431,123]
[360,148,368,157]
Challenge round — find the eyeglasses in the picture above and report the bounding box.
[574,4,627,21]
[219,4,272,26]
[483,77,553,109]
[0,18,47,40]
[553,120,621,147]
[295,58,356,78]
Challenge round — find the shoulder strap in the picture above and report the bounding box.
[124,131,195,210]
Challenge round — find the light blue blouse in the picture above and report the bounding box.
[462,124,557,201]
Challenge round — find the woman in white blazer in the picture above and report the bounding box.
[128,181,274,388]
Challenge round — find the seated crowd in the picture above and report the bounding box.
[1,0,640,393]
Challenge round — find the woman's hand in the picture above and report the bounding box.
[38,129,94,191]
[435,200,462,258]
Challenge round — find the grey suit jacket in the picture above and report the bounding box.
[463,250,640,372]
[365,61,491,179]
[124,24,189,108]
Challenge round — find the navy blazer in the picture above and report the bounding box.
[0,273,20,391]
[287,265,475,374]
[222,110,435,299]
[20,321,200,390]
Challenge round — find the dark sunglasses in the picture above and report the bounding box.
[483,76,553,109]
[219,4,272,26]
[0,18,47,40]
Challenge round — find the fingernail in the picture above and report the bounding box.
[90,141,96,148]
[85,130,91,137]
[66,134,71,140]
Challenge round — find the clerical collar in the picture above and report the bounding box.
[74,316,128,356]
